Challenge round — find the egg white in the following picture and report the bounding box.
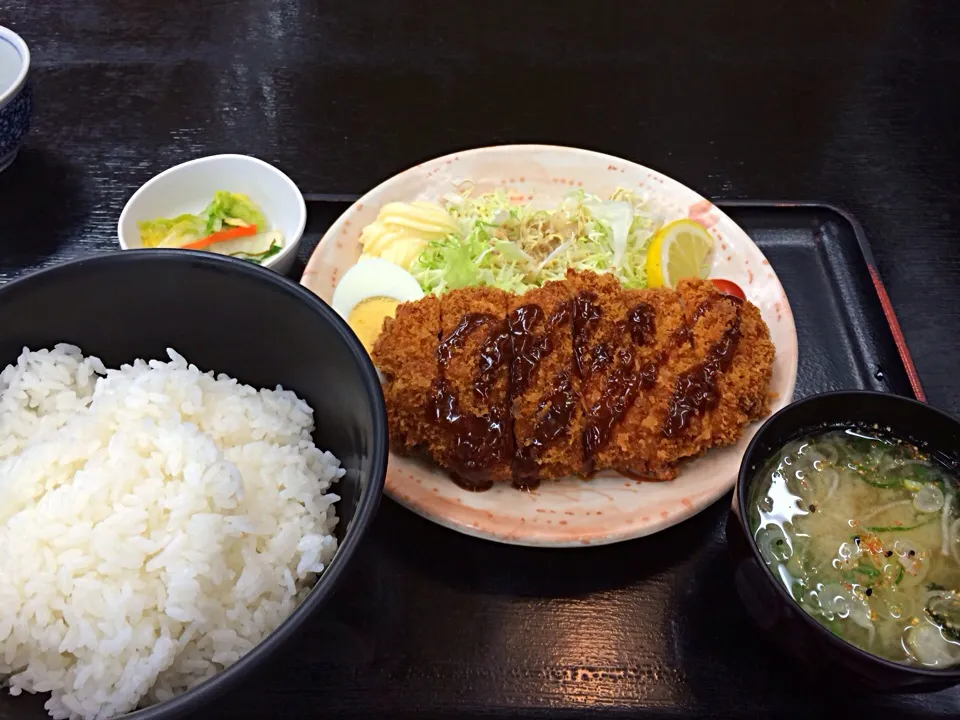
[331,257,425,320]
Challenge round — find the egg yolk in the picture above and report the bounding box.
[348,297,400,353]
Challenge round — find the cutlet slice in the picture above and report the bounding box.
[598,288,698,479]
[508,280,582,481]
[566,270,635,473]
[665,278,776,454]
[373,295,442,452]
[431,286,514,483]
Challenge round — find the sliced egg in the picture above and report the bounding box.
[331,257,425,354]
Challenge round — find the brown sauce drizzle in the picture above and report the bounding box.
[429,289,712,488]
[636,361,659,390]
[452,474,495,492]
[475,320,511,401]
[580,302,663,466]
[514,370,578,481]
[509,302,577,485]
[512,477,541,491]
[427,379,511,489]
[547,301,572,330]
[507,304,549,396]
[507,300,574,395]
[663,298,743,437]
[583,351,639,466]
[430,312,510,491]
[437,312,496,366]
[672,325,692,348]
[572,292,601,378]
[533,372,579,447]
[626,302,656,345]
[691,293,743,323]
[587,342,613,376]
[432,298,584,491]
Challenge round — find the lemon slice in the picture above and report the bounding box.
[645,219,714,288]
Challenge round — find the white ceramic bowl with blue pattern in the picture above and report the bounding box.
[0,26,31,173]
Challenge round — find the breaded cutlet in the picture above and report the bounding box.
[372,295,442,452]
[373,272,776,485]
[599,287,698,479]
[666,278,775,456]
[508,280,582,480]
[566,270,636,473]
[434,286,514,481]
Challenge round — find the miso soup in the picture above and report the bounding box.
[748,428,960,668]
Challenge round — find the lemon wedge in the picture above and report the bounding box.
[645,219,714,288]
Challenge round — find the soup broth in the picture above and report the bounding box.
[748,428,960,668]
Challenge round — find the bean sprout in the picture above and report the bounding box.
[942,494,954,556]
[860,499,912,521]
[818,442,840,466]
[950,518,960,565]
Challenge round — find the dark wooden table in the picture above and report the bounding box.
[2,1,959,718]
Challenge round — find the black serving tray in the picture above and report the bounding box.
[0,201,947,719]
[227,199,956,720]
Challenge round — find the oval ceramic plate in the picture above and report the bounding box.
[303,145,798,547]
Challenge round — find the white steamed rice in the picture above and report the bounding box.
[0,345,343,719]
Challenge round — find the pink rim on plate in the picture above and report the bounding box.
[302,145,798,547]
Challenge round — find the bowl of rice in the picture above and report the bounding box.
[0,251,388,719]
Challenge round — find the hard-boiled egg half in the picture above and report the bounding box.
[332,257,425,354]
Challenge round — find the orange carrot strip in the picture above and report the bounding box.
[182,225,257,250]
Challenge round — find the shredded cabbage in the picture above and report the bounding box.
[409,187,660,295]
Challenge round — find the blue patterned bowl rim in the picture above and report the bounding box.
[0,26,30,110]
